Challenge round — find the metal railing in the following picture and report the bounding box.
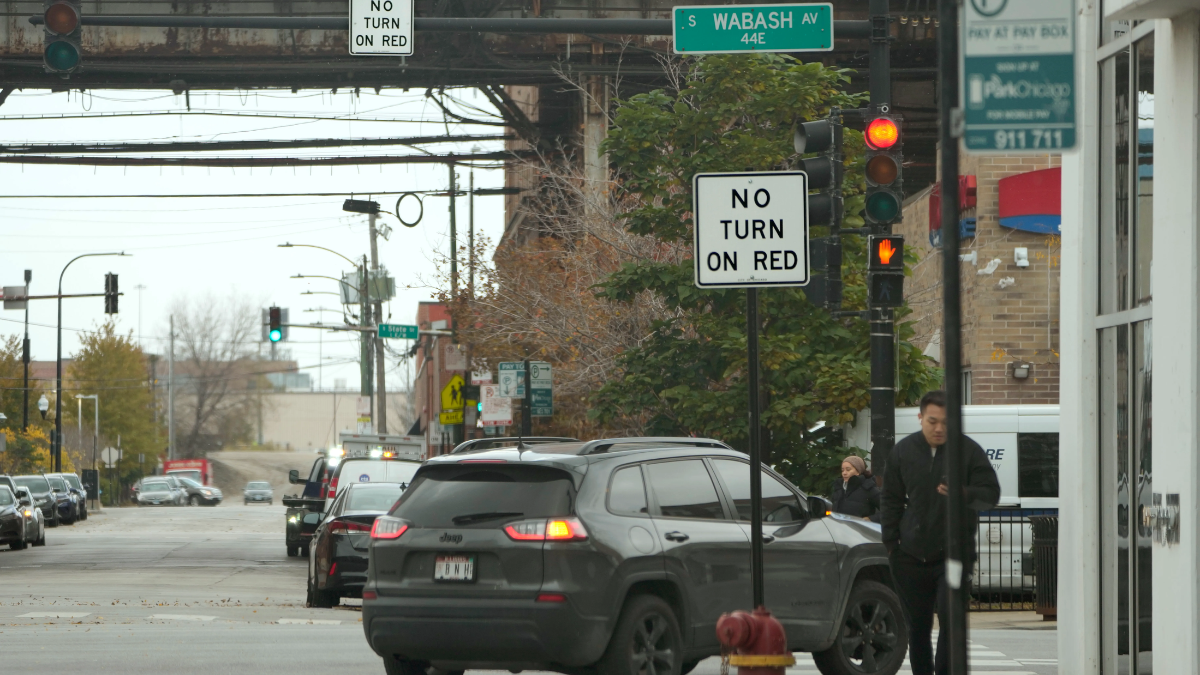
[970,508,1057,611]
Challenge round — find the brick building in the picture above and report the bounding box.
[897,152,1062,404]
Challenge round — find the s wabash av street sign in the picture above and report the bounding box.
[692,172,811,289]
[673,4,834,55]
[961,0,1076,152]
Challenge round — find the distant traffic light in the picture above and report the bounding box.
[42,0,82,75]
[794,117,842,227]
[104,273,118,314]
[863,112,903,228]
[868,234,905,271]
[268,306,283,343]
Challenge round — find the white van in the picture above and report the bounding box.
[894,404,1059,593]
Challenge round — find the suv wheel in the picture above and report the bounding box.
[382,658,430,675]
[306,576,338,608]
[598,595,682,675]
[190,495,201,506]
[813,580,908,675]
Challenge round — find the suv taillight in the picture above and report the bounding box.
[503,517,588,542]
[328,519,372,535]
[371,517,408,540]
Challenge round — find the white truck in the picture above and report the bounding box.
[323,432,425,512]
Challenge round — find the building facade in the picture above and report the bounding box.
[1058,2,1194,673]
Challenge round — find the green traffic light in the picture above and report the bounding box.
[865,192,901,223]
[44,41,80,72]
[269,328,283,343]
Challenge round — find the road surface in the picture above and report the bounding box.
[0,506,1058,674]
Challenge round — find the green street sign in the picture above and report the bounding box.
[378,323,418,339]
[673,4,834,55]
[962,0,1076,152]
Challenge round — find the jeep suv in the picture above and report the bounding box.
[362,438,908,675]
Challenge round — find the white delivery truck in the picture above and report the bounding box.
[894,404,1059,593]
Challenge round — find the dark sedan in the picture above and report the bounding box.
[307,482,406,608]
[13,475,66,526]
[44,474,79,524]
[0,486,28,549]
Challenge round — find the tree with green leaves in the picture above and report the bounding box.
[590,55,940,492]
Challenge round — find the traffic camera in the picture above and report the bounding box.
[42,0,82,75]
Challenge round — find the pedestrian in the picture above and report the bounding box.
[830,455,880,520]
[880,390,1000,675]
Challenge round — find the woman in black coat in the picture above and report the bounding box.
[830,455,881,520]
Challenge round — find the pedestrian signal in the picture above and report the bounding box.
[867,273,905,308]
[868,235,905,272]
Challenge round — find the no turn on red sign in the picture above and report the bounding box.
[350,0,414,55]
[692,171,811,288]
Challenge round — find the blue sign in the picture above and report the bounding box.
[359,474,370,482]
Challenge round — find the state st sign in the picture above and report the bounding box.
[692,172,811,289]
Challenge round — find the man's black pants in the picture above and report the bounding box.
[888,549,969,675]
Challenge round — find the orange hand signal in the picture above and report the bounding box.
[877,239,897,265]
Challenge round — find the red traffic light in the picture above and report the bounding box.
[44,1,79,34]
[866,117,900,150]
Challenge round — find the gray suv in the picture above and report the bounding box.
[362,439,908,675]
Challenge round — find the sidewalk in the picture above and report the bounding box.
[968,610,1057,630]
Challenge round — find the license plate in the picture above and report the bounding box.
[433,555,475,582]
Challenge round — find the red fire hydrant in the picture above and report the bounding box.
[715,606,796,675]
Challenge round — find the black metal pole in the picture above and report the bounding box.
[938,0,969,669]
[868,0,896,478]
[521,359,532,438]
[746,288,765,609]
[21,269,30,431]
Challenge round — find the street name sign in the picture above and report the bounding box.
[673,4,834,54]
[481,385,513,427]
[378,323,418,339]
[962,0,1076,152]
[350,0,414,56]
[692,172,811,289]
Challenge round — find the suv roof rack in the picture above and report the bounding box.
[451,437,578,454]
[575,437,732,456]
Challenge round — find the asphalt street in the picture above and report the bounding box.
[0,505,1058,674]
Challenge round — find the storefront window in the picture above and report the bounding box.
[1134,38,1153,307]
[1099,52,1131,315]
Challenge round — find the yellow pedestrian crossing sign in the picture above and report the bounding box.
[441,374,465,412]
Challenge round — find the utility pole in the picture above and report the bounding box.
[21,269,30,431]
[168,315,175,461]
[868,0,897,478]
[448,165,462,446]
[359,255,374,431]
[368,211,387,433]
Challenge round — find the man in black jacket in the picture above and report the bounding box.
[881,390,1000,675]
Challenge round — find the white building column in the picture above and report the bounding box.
[1151,12,1200,674]
[1057,0,1101,669]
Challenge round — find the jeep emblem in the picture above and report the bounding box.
[439,533,463,544]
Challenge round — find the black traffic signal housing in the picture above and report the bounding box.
[867,234,905,308]
[104,273,118,314]
[794,116,843,227]
[863,111,903,229]
[42,1,82,75]
[268,306,283,343]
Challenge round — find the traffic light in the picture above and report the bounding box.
[863,112,903,228]
[867,235,905,308]
[103,273,118,314]
[794,117,842,227]
[268,306,283,343]
[42,0,82,75]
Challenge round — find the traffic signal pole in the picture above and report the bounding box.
[867,0,897,479]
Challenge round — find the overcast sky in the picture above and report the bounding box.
[0,87,506,392]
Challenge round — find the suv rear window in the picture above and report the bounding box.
[392,465,574,527]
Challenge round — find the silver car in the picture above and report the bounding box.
[137,479,178,506]
[243,481,274,505]
[14,487,45,546]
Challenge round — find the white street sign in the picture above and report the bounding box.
[470,371,493,385]
[481,385,513,427]
[101,446,119,468]
[444,344,467,371]
[350,0,414,56]
[692,171,810,288]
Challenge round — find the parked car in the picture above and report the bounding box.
[59,472,89,520]
[161,475,188,505]
[307,482,407,607]
[0,475,17,495]
[0,485,30,549]
[177,477,223,506]
[13,475,64,526]
[362,438,907,675]
[244,481,274,505]
[137,479,178,506]
[14,486,45,547]
[323,456,421,512]
[43,474,79,525]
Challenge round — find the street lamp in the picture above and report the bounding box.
[37,394,49,420]
[56,251,129,472]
